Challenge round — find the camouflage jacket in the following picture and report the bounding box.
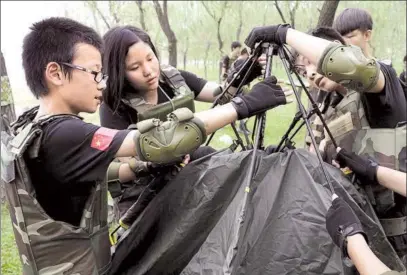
[1,107,111,275]
[306,89,406,215]
[121,64,195,124]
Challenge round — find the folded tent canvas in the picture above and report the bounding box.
[109,149,405,275]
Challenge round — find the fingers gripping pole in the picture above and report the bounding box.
[206,46,264,148]
[278,47,336,195]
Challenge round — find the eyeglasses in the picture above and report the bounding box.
[61,62,108,83]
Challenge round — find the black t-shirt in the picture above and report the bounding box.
[360,62,407,128]
[400,70,406,84]
[222,55,230,70]
[26,116,130,226]
[99,69,207,130]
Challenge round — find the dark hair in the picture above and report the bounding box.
[102,25,159,112]
[309,27,346,45]
[333,8,373,36]
[231,41,242,51]
[22,17,103,99]
[404,55,407,63]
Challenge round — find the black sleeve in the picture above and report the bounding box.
[400,70,406,83]
[179,70,208,97]
[99,102,130,130]
[222,55,230,69]
[42,118,131,184]
[361,62,407,128]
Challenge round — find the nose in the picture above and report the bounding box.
[143,65,152,77]
[97,79,107,91]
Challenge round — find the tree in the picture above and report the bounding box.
[316,0,340,28]
[85,1,111,29]
[274,1,300,28]
[84,1,122,31]
[153,0,178,67]
[235,2,244,41]
[1,51,16,123]
[135,0,147,31]
[201,1,229,57]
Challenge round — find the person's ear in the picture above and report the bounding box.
[45,62,64,87]
[364,30,372,42]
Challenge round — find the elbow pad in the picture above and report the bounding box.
[133,108,207,164]
[318,43,380,93]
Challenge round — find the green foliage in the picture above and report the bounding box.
[1,203,22,275]
[1,76,13,104]
[76,1,406,75]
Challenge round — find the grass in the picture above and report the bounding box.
[1,66,310,274]
[1,203,21,275]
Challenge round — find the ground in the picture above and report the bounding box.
[1,64,309,274]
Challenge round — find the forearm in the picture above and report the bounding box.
[115,131,137,158]
[194,103,238,134]
[118,163,137,182]
[376,166,406,196]
[196,82,237,103]
[347,234,391,275]
[285,28,333,65]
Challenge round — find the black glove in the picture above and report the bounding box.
[227,58,262,88]
[231,76,287,120]
[334,149,379,185]
[245,24,291,49]
[326,197,368,258]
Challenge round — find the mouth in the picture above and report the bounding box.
[94,96,103,103]
[147,76,157,85]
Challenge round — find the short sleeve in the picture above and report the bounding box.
[41,117,131,184]
[179,70,208,97]
[361,62,407,128]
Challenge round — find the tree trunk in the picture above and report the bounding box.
[85,1,111,29]
[288,1,299,29]
[216,19,224,56]
[109,1,121,25]
[274,1,287,23]
[204,41,212,79]
[183,36,189,70]
[236,2,243,41]
[316,0,340,28]
[1,51,16,123]
[136,0,147,31]
[201,1,228,56]
[153,0,178,67]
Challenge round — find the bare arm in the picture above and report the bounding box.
[118,163,138,183]
[114,103,238,157]
[347,234,391,275]
[376,166,406,197]
[194,103,238,134]
[195,82,238,103]
[285,28,385,93]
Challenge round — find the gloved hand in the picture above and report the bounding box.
[231,76,292,120]
[334,148,379,185]
[326,197,368,258]
[245,24,291,49]
[128,157,181,178]
[227,58,263,88]
[128,157,151,177]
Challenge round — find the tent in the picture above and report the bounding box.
[109,149,405,275]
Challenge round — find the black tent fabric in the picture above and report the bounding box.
[109,149,405,275]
